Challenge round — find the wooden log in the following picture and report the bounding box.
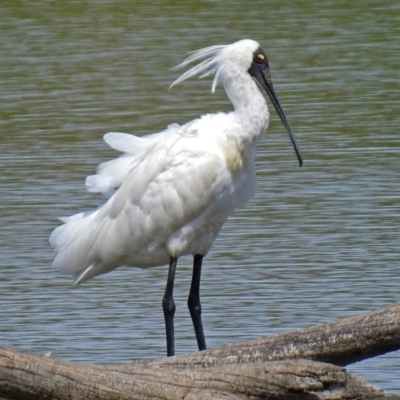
[1,300,399,400]
[156,300,400,368]
[0,347,382,400]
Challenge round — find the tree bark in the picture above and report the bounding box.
[156,300,400,369]
[2,300,399,400]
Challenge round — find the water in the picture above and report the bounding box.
[1,0,399,395]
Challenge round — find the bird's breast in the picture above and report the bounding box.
[218,137,249,174]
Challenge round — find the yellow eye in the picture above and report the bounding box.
[255,54,265,63]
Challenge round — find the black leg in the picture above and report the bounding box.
[163,256,177,357]
[188,254,207,351]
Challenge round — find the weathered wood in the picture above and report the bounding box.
[157,300,400,368]
[0,347,383,400]
[1,301,399,400]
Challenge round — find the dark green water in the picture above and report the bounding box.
[0,1,399,394]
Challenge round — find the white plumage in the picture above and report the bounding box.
[50,39,302,355]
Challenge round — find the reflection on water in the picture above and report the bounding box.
[0,0,399,394]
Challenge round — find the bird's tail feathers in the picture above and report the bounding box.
[73,262,111,284]
[50,207,119,283]
[50,209,99,274]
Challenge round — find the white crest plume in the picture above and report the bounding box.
[170,44,227,93]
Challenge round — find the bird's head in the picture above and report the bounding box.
[171,39,303,167]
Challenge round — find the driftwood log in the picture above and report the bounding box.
[1,301,400,400]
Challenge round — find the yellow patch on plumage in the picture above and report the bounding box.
[219,138,247,173]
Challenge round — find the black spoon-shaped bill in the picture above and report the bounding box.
[249,51,303,167]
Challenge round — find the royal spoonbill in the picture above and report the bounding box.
[50,38,303,357]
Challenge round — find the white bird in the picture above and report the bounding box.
[50,39,302,357]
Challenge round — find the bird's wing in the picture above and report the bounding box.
[100,120,225,249]
[51,120,225,281]
[85,123,181,197]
